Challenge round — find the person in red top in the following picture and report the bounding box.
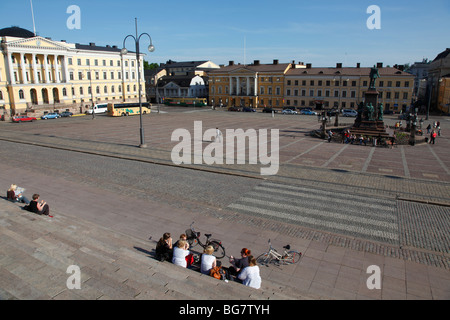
[430,130,437,145]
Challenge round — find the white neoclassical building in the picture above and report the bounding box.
[0,26,146,119]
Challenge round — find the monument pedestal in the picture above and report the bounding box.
[364,89,379,107]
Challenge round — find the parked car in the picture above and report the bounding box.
[12,115,37,123]
[300,109,317,115]
[41,113,60,120]
[242,107,256,112]
[282,109,298,115]
[327,109,339,116]
[228,106,240,112]
[262,107,278,113]
[60,111,73,117]
[342,109,358,117]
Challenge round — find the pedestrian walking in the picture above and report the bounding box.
[327,130,333,143]
[426,124,431,134]
[430,130,437,144]
[215,127,223,143]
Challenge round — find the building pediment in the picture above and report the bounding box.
[229,67,256,75]
[4,36,71,52]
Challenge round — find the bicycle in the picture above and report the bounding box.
[256,239,302,266]
[185,222,226,259]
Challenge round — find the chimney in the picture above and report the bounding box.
[273,59,279,65]
[89,42,96,46]
[377,62,383,68]
[229,61,234,66]
[254,60,260,66]
[336,63,342,68]
[306,63,312,69]
[356,63,361,68]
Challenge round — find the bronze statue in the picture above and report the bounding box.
[369,66,380,89]
[377,103,384,121]
[365,103,375,121]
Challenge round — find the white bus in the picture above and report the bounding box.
[86,103,108,114]
[107,102,152,117]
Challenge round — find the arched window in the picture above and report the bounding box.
[62,88,67,96]
[104,86,108,94]
[80,87,84,95]
[0,90,3,100]
[96,86,100,94]
[19,89,25,99]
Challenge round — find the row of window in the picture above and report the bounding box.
[69,70,137,81]
[11,55,138,68]
[68,58,136,68]
[9,85,141,101]
[286,80,410,88]
[212,85,409,100]
[215,77,411,88]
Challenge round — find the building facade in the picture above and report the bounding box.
[0,27,146,119]
[428,48,450,112]
[208,60,414,113]
[145,60,219,104]
[285,63,414,113]
[208,60,305,108]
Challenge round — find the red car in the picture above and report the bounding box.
[12,115,37,123]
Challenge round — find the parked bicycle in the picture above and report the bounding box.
[185,222,226,259]
[256,239,302,266]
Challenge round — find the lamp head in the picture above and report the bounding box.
[121,48,128,55]
[148,44,155,52]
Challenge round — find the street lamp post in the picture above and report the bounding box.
[121,18,155,148]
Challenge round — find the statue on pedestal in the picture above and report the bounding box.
[369,66,380,90]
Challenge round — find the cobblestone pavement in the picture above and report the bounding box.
[0,108,449,275]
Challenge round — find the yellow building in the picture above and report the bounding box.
[208,60,305,108]
[437,76,450,114]
[0,26,146,119]
[285,63,415,113]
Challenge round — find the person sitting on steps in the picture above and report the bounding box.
[26,194,52,217]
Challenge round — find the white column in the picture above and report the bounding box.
[247,76,250,96]
[32,54,38,84]
[236,77,240,96]
[254,75,258,96]
[44,54,50,83]
[20,53,28,84]
[7,52,15,85]
[54,55,61,83]
[62,56,69,83]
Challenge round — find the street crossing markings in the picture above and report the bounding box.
[227,181,399,244]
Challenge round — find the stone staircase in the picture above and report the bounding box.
[0,199,321,300]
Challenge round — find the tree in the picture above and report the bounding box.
[144,60,159,70]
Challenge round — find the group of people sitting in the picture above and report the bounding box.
[155,232,261,289]
[342,130,368,145]
[6,184,52,217]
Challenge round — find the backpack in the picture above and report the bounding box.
[209,266,224,280]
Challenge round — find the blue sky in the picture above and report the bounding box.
[1,0,449,67]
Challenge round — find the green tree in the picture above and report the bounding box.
[144,60,159,70]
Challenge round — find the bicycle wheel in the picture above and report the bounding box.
[285,251,302,264]
[256,252,272,266]
[188,238,199,248]
[210,241,226,259]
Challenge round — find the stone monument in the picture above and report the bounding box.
[351,66,388,138]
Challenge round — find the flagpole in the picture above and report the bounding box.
[30,0,36,36]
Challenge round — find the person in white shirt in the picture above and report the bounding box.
[238,256,261,289]
[215,127,222,143]
[200,245,217,275]
[172,240,190,268]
